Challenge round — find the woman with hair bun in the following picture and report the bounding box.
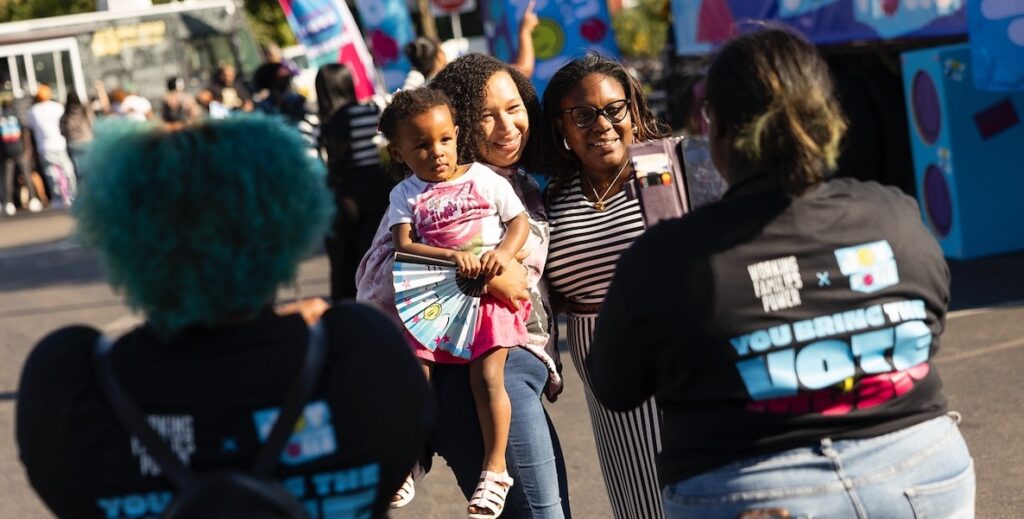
[589,27,974,518]
[401,37,447,91]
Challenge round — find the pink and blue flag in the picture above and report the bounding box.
[278,0,379,101]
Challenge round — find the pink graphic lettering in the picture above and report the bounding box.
[746,363,931,416]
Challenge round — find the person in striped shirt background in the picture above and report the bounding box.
[540,53,671,519]
[316,64,392,300]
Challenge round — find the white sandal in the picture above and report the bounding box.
[390,463,424,509]
[467,470,514,518]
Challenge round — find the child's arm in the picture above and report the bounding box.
[392,223,481,278]
[480,212,529,278]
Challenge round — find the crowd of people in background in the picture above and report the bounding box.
[0,46,317,217]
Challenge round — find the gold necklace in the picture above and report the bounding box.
[584,160,629,211]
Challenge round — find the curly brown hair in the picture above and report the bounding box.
[428,53,544,173]
[540,53,671,202]
[378,87,454,179]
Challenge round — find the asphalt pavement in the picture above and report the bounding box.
[1,210,1022,517]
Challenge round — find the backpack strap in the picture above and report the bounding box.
[94,334,194,489]
[94,320,329,488]
[252,321,327,477]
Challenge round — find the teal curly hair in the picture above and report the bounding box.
[74,115,334,336]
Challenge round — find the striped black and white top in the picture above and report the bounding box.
[547,175,646,306]
[321,102,382,183]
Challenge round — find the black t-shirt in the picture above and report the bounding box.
[17,303,435,518]
[589,176,950,485]
[0,109,25,157]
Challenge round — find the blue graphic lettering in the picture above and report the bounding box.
[333,468,361,493]
[736,349,798,399]
[813,316,837,337]
[122,495,148,518]
[303,499,320,519]
[883,299,928,323]
[312,472,333,497]
[793,319,816,342]
[729,334,751,356]
[96,498,120,519]
[729,301,936,401]
[893,321,932,370]
[768,324,792,348]
[282,475,306,498]
[96,492,172,519]
[359,463,380,483]
[841,308,869,332]
[95,465,381,518]
[865,304,886,327]
[749,329,773,352]
[735,319,935,401]
[851,328,894,374]
[323,489,376,518]
[795,340,856,389]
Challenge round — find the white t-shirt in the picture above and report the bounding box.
[386,162,526,254]
[117,95,152,122]
[27,100,67,152]
[400,70,426,92]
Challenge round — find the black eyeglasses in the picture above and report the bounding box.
[562,99,630,128]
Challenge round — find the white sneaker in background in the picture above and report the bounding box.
[3,202,15,216]
[28,198,43,212]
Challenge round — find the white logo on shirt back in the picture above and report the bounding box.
[747,255,804,313]
[131,414,196,477]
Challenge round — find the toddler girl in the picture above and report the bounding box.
[379,87,530,519]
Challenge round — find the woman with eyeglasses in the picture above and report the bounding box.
[588,28,974,517]
[541,53,671,519]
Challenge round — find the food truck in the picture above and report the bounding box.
[0,0,261,104]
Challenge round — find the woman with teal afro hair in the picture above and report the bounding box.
[17,115,439,518]
[74,115,334,334]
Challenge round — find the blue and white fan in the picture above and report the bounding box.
[393,252,486,360]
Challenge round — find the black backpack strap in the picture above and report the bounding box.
[94,335,194,489]
[93,320,329,487]
[251,320,327,477]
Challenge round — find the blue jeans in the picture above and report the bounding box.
[432,347,570,518]
[663,414,974,518]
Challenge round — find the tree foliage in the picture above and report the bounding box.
[0,0,295,49]
[612,0,670,59]
[0,0,95,22]
[242,0,295,47]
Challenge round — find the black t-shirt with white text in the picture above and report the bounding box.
[17,303,435,518]
[590,176,950,485]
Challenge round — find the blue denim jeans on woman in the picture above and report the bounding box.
[662,414,974,518]
[432,346,570,518]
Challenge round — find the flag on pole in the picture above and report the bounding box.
[354,0,416,92]
[278,0,379,101]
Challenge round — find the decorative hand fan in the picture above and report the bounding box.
[393,252,486,360]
